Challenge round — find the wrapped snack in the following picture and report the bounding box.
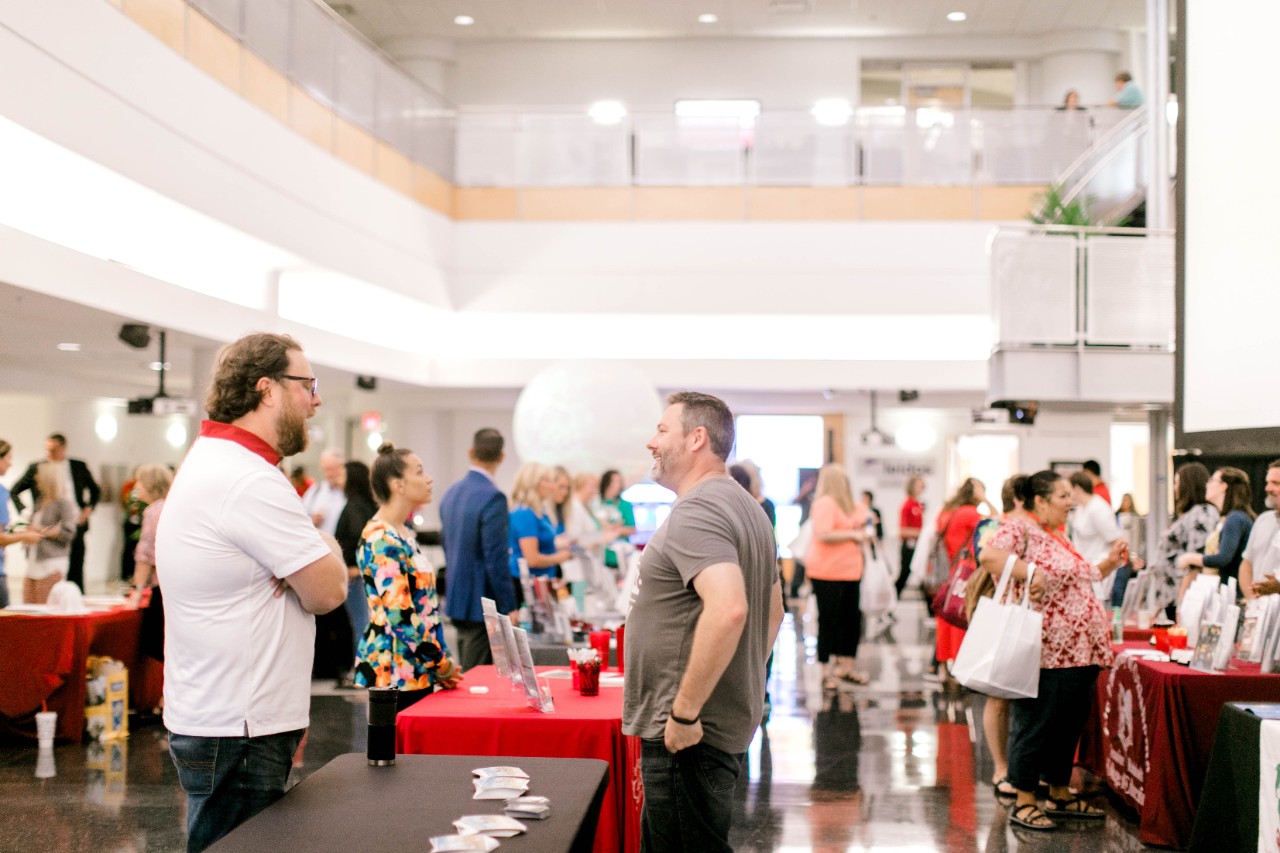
[473,766,529,779]
[453,815,528,837]
[429,835,499,853]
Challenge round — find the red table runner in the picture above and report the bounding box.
[396,665,641,853]
[1078,643,1280,848]
[0,608,161,741]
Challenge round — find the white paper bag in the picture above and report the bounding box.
[859,540,896,615]
[952,561,1042,699]
[788,520,813,563]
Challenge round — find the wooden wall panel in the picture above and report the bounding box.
[633,188,746,220]
[333,116,375,174]
[519,188,632,221]
[185,9,240,92]
[977,186,1042,221]
[748,187,858,220]
[288,85,333,152]
[413,166,455,217]
[453,188,519,220]
[240,52,289,123]
[375,143,414,195]
[862,186,975,220]
[123,0,185,53]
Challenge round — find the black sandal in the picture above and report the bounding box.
[993,777,1017,800]
[1010,804,1056,831]
[1043,796,1105,819]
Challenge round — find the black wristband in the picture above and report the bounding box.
[670,711,700,726]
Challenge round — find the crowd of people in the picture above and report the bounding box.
[5,330,1277,851]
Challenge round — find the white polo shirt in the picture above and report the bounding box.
[1245,511,1280,578]
[157,422,332,738]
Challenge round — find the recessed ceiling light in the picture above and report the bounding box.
[57,342,81,352]
[698,13,718,24]
[947,11,967,22]
[454,14,475,26]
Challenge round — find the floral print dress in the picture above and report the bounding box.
[353,518,450,692]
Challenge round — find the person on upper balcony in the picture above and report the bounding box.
[1108,71,1144,109]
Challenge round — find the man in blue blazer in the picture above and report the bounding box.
[440,428,515,671]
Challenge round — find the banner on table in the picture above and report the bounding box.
[1102,654,1150,807]
[1258,719,1280,851]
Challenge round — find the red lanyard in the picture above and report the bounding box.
[1040,521,1086,563]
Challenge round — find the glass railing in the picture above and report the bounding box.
[188,0,455,179]
[1059,107,1149,225]
[456,107,1138,188]
[990,224,1174,350]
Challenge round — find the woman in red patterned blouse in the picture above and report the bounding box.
[978,470,1127,832]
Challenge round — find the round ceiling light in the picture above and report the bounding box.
[454,15,475,26]
[947,11,967,22]
[698,13,719,24]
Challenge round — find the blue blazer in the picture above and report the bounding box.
[440,470,515,621]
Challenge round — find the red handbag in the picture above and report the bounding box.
[932,544,978,630]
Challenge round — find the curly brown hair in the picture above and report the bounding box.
[205,333,301,423]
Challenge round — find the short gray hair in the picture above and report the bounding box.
[667,391,735,461]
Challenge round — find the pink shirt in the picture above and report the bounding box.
[806,496,867,581]
[988,519,1113,670]
[133,499,165,576]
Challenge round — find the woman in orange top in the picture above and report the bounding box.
[807,464,869,689]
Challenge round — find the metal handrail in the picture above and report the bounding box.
[1058,106,1148,205]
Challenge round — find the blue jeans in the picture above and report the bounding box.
[640,738,742,853]
[169,728,304,853]
[344,577,369,661]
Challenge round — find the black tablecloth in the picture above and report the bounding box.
[207,753,609,853]
[1189,702,1278,852]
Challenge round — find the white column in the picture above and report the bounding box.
[380,37,455,100]
[1146,407,1170,579]
[1036,50,1119,107]
[1145,0,1173,229]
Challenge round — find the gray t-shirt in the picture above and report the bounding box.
[622,476,777,754]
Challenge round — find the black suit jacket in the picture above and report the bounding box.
[11,458,101,523]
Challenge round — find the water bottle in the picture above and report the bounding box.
[367,686,398,766]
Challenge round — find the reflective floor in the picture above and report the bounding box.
[0,594,1162,852]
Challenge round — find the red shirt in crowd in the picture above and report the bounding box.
[900,497,924,541]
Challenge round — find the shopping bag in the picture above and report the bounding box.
[788,519,813,563]
[951,560,1042,699]
[933,546,979,630]
[859,540,896,614]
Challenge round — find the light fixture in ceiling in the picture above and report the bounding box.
[57,342,81,352]
[454,14,475,26]
[811,98,854,127]
[149,361,173,371]
[697,13,718,24]
[588,100,628,125]
[166,420,189,449]
[947,11,967,22]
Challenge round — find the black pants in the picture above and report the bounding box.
[68,523,88,590]
[810,578,861,663]
[452,618,492,671]
[1007,665,1100,793]
[895,541,915,597]
[640,739,741,853]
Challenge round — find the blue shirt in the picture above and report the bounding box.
[1116,80,1144,109]
[0,484,8,576]
[509,506,558,578]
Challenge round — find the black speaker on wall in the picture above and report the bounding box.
[118,323,152,349]
[356,375,378,391]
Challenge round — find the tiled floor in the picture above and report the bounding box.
[0,595,1161,852]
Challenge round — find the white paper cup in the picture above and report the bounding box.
[35,711,57,748]
[1137,610,1154,629]
[35,746,55,779]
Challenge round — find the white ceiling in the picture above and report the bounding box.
[328,0,1147,43]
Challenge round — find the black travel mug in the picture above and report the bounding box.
[367,686,398,766]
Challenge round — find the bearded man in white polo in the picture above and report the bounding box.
[157,333,346,853]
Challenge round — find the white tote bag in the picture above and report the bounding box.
[788,519,814,563]
[859,539,896,615]
[952,560,1042,699]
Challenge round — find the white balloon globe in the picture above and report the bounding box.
[513,360,663,478]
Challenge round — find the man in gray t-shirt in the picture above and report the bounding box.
[622,391,783,853]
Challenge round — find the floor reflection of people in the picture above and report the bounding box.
[808,690,862,851]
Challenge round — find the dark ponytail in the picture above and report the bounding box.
[1021,470,1062,511]
[370,441,412,504]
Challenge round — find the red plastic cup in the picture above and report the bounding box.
[589,630,611,672]
[1152,626,1170,654]
[1168,633,1188,651]
[569,659,580,690]
[614,625,625,675]
[579,659,600,696]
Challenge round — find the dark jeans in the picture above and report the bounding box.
[1007,666,1100,793]
[0,576,8,609]
[640,739,742,853]
[344,577,369,661]
[810,577,862,663]
[1109,564,1134,608]
[169,728,305,853]
[789,560,806,598]
[896,541,916,597]
[453,618,492,671]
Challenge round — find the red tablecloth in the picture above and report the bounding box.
[396,666,641,853]
[1122,627,1154,643]
[1078,643,1280,848]
[0,608,161,741]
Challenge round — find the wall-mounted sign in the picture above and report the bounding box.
[856,457,935,481]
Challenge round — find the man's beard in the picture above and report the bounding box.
[277,403,308,457]
[1268,496,1276,511]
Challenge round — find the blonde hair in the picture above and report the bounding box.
[509,462,554,515]
[35,462,62,507]
[816,463,855,514]
[136,463,174,502]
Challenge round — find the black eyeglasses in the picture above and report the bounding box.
[279,374,319,397]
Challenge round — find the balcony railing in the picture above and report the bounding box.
[456,107,1135,188]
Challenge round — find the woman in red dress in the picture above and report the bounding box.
[934,478,988,672]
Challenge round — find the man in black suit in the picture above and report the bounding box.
[11,433,100,589]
